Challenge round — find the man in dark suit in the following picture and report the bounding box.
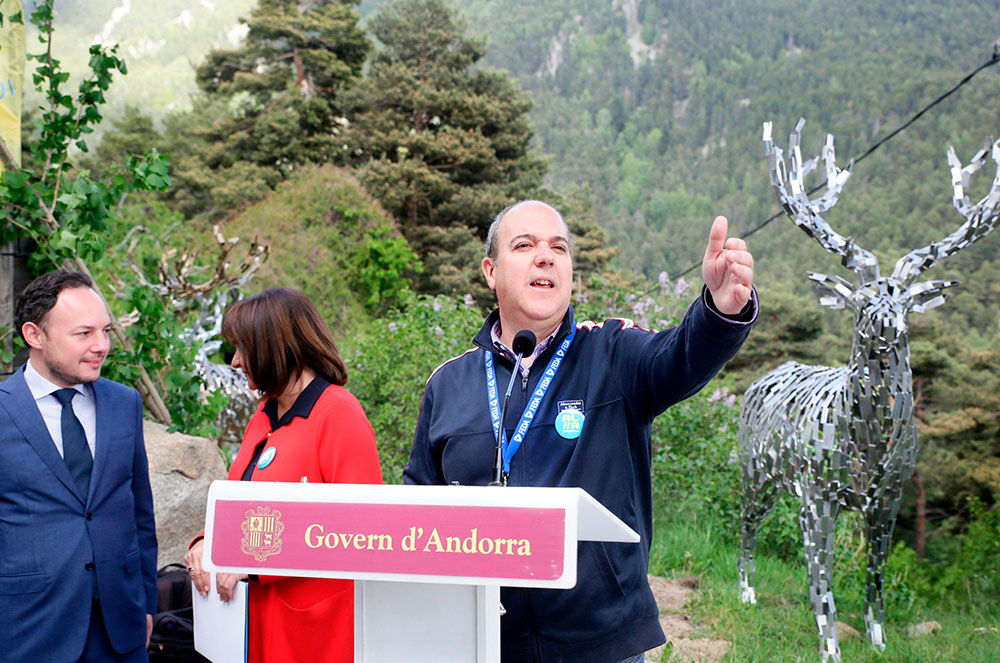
[0,270,158,662]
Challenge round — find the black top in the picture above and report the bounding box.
[240,375,332,482]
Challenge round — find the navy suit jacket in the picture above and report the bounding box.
[0,368,158,662]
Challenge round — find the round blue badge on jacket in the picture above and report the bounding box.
[555,409,585,439]
[257,446,277,469]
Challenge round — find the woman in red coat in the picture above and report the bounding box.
[186,288,382,663]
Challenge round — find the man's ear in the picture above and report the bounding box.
[482,256,497,290]
[21,322,44,350]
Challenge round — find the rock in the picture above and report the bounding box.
[905,621,942,638]
[145,420,227,568]
[836,621,860,640]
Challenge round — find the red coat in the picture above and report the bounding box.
[229,380,383,663]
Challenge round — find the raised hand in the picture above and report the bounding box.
[702,215,754,315]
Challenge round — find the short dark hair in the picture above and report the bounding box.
[222,288,348,398]
[15,271,95,343]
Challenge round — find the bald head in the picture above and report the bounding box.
[484,200,573,261]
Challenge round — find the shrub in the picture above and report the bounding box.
[344,292,484,482]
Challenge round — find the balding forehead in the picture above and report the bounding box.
[505,200,560,218]
[500,201,568,234]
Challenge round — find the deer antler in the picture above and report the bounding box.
[764,119,879,281]
[110,225,270,310]
[892,137,1000,284]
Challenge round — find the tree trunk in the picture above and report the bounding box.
[914,470,926,558]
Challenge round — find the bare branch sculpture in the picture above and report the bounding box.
[739,119,1000,663]
[110,226,269,442]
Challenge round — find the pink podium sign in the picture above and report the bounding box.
[211,500,566,581]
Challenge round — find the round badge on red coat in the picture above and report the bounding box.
[257,446,277,469]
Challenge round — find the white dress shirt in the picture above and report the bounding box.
[23,359,98,458]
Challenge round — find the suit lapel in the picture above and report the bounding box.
[89,378,117,504]
[0,369,84,502]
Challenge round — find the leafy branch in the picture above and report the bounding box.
[0,1,224,428]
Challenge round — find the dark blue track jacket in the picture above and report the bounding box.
[404,289,756,662]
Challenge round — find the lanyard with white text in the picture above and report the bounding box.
[485,326,576,481]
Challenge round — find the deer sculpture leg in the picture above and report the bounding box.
[800,490,842,663]
[738,469,780,605]
[862,492,902,649]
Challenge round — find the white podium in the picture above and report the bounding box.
[202,481,638,662]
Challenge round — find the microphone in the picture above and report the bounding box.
[511,330,537,357]
[490,330,537,486]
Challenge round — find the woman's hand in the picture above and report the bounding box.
[184,539,249,601]
[184,539,212,598]
[217,572,249,603]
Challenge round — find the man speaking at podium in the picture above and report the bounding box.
[404,201,756,662]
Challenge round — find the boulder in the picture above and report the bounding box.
[145,420,228,568]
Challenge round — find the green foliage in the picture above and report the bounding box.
[0,327,24,365]
[648,463,1000,661]
[1,1,223,434]
[344,292,484,482]
[77,106,162,177]
[102,282,225,438]
[652,391,741,524]
[22,0,259,121]
[823,494,1000,623]
[205,163,417,336]
[160,0,371,217]
[344,0,549,299]
[651,504,1000,662]
[347,225,422,314]
[938,496,1000,601]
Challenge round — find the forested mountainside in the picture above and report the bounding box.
[429,0,1000,310]
[46,0,1000,328]
[22,0,257,112]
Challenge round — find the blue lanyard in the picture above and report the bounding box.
[485,326,576,477]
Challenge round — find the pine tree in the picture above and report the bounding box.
[165,0,370,217]
[345,0,548,297]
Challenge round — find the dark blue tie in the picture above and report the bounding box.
[52,388,93,499]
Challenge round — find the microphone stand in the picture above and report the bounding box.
[489,330,536,486]
[489,352,524,486]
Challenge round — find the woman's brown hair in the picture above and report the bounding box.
[222,288,347,398]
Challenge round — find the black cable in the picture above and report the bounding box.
[668,46,1000,281]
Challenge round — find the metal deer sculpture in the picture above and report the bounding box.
[738,119,1000,663]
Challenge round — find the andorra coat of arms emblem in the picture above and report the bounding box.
[241,506,285,561]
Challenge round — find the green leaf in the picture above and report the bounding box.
[54,228,78,251]
[2,170,30,189]
[57,192,85,209]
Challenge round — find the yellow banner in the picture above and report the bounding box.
[0,0,25,170]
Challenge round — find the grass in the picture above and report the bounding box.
[646,509,1000,663]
